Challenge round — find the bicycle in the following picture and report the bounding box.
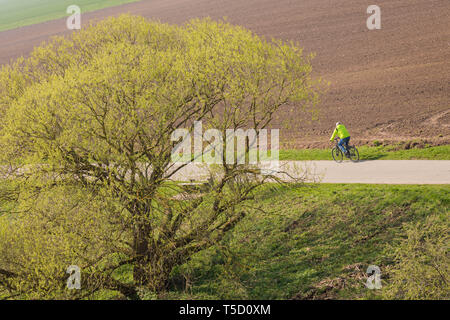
[331,138,359,163]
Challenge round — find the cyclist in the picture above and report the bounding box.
[330,122,351,156]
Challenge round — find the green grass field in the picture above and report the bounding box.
[174,145,450,163]
[98,183,447,300]
[0,0,142,32]
[1,180,448,300]
[279,145,450,161]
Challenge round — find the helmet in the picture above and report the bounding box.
[336,122,341,127]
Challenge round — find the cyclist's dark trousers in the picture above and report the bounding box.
[338,137,350,153]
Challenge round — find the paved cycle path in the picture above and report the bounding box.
[170,160,450,184]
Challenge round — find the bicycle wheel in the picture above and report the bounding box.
[332,147,343,163]
[348,146,360,162]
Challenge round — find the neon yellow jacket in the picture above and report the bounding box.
[330,124,350,141]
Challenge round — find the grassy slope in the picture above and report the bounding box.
[0,0,142,32]
[162,183,449,299]
[1,181,448,300]
[279,145,450,161]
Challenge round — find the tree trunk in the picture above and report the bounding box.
[133,223,150,286]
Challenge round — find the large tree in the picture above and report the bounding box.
[0,15,319,299]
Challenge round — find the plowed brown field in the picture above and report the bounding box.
[1,0,449,148]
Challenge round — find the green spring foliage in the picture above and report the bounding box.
[0,15,320,299]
